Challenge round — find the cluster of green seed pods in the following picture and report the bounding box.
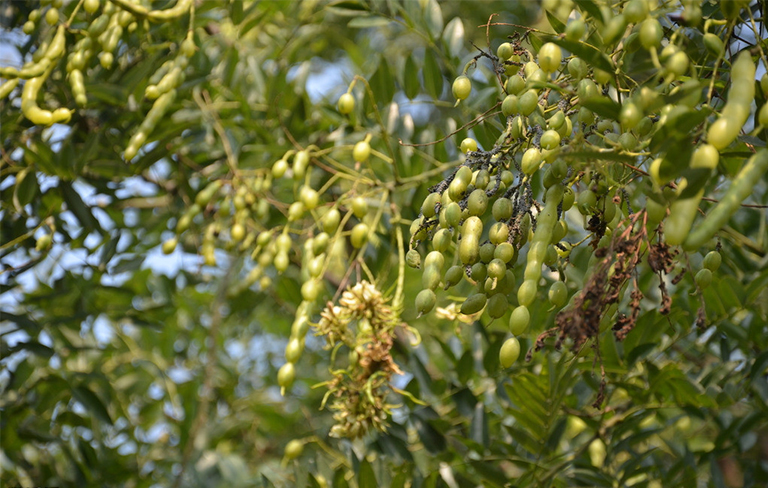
[408,0,766,362]
[2,0,194,140]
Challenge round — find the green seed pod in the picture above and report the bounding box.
[623,0,648,23]
[577,79,599,100]
[509,306,530,335]
[499,336,521,368]
[517,279,537,306]
[565,18,586,41]
[301,279,322,301]
[460,138,478,153]
[445,202,462,228]
[499,269,517,295]
[639,18,662,49]
[497,42,514,60]
[548,280,568,307]
[406,249,421,269]
[460,293,487,315]
[487,293,509,319]
[444,265,464,289]
[577,190,597,215]
[432,228,452,252]
[489,222,509,245]
[474,169,491,190]
[494,242,515,263]
[277,362,296,389]
[506,74,525,94]
[602,14,627,45]
[518,90,538,116]
[703,33,724,58]
[421,192,441,218]
[350,223,368,248]
[274,251,290,272]
[470,262,487,282]
[353,141,371,162]
[562,187,575,211]
[487,258,506,280]
[415,289,437,316]
[422,266,442,290]
[276,234,292,253]
[502,94,519,117]
[452,75,471,100]
[695,268,712,289]
[322,208,341,234]
[272,159,289,178]
[293,150,310,180]
[703,251,722,272]
[522,147,542,175]
[285,337,304,363]
[410,218,426,241]
[540,130,561,150]
[448,178,468,201]
[312,232,330,255]
[493,198,513,221]
[424,250,445,270]
[462,216,483,238]
[479,242,496,264]
[308,255,325,277]
[300,187,319,210]
[568,57,588,81]
[467,189,489,216]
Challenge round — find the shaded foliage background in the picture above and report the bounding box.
[1,1,768,487]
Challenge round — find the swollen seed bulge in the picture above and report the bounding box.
[493,198,513,221]
[509,306,530,335]
[444,265,464,289]
[470,262,487,282]
[322,208,341,233]
[487,293,508,319]
[494,242,515,263]
[350,223,368,248]
[538,43,562,73]
[415,289,437,315]
[703,251,722,272]
[499,336,521,368]
[460,293,487,315]
[452,75,471,100]
[467,189,489,216]
[406,249,421,269]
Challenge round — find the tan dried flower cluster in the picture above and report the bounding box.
[314,281,403,438]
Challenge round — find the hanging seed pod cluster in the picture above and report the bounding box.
[407,0,767,369]
[1,0,194,160]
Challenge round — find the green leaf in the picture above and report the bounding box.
[357,459,378,488]
[574,0,604,23]
[529,33,543,53]
[422,0,444,40]
[580,96,621,120]
[442,17,465,59]
[333,468,350,488]
[327,0,369,16]
[348,16,391,28]
[14,168,39,209]
[370,57,395,105]
[71,385,113,425]
[546,11,566,34]
[469,402,489,449]
[61,181,102,234]
[404,55,420,100]
[423,50,443,100]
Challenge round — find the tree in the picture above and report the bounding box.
[1,0,768,486]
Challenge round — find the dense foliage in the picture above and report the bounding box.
[2,0,768,487]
